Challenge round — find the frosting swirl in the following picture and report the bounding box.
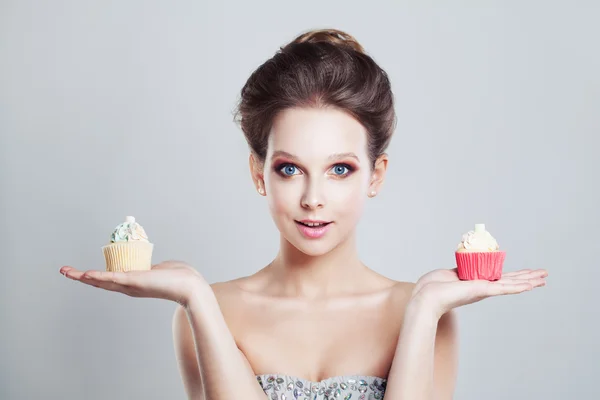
[110,216,149,243]
[456,223,499,252]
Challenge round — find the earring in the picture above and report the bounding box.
[258,187,265,195]
[369,190,376,197]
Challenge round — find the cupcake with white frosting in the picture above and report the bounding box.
[455,223,505,281]
[102,216,154,272]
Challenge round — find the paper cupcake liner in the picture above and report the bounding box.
[455,251,505,281]
[102,242,154,272]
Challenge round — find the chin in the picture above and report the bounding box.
[290,240,337,257]
[283,229,345,257]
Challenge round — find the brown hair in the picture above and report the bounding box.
[234,28,396,168]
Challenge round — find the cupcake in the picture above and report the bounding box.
[102,216,154,272]
[455,224,505,281]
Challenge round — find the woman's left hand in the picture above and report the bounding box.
[59,261,207,306]
[411,267,548,319]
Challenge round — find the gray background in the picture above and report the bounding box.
[1,1,598,399]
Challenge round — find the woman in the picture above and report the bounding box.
[60,29,547,400]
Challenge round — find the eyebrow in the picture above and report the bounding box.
[271,150,360,163]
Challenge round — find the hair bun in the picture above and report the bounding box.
[290,28,365,54]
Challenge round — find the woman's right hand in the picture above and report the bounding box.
[60,260,209,307]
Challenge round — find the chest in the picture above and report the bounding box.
[229,296,403,382]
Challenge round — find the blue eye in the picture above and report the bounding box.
[333,165,348,175]
[280,164,298,176]
[276,163,353,178]
[331,164,352,176]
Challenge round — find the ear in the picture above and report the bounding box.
[249,153,266,196]
[368,154,388,198]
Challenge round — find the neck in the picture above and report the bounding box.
[267,231,368,299]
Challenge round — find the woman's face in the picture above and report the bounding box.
[259,107,376,257]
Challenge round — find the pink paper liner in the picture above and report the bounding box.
[455,251,505,281]
[102,242,154,272]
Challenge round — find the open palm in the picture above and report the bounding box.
[412,268,548,318]
[59,261,207,306]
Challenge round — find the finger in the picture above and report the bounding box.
[500,270,548,282]
[507,277,547,289]
[150,261,187,270]
[502,269,545,278]
[62,268,88,281]
[60,266,81,277]
[79,276,121,291]
[79,271,130,293]
[486,282,534,296]
[151,263,173,270]
[494,279,545,292]
[506,268,548,278]
[82,270,134,286]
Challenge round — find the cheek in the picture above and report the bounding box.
[267,178,299,216]
[327,178,368,218]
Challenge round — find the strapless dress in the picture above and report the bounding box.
[256,373,387,399]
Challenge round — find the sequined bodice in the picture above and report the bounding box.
[256,374,387,400]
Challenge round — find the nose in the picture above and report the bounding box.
[301,179,325,210]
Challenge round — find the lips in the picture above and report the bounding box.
[294,220,333,239]
[296,220,332,227]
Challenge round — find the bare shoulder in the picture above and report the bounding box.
[389,279,416,299]
[209,276,250,305]
[207,276,257,323]
[172,277,248,324]
[373,273,416,312]
[380,278,459,398]
[172,277,250,337]
[377,275,455,331]
[171,277,256,400]
[384,278,458,324]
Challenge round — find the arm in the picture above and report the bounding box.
[172,284,267,400]
[384,266,547,399]
[384,296,459,400]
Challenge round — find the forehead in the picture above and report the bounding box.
[267,107,368,161]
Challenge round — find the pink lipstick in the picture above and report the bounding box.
[295,220,332,239]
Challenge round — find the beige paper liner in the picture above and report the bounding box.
[102,242,154,272]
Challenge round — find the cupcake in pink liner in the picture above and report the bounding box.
[455,224,505,281]
[102,216,154,272]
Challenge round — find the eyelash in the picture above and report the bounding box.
[275,163,355,178]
